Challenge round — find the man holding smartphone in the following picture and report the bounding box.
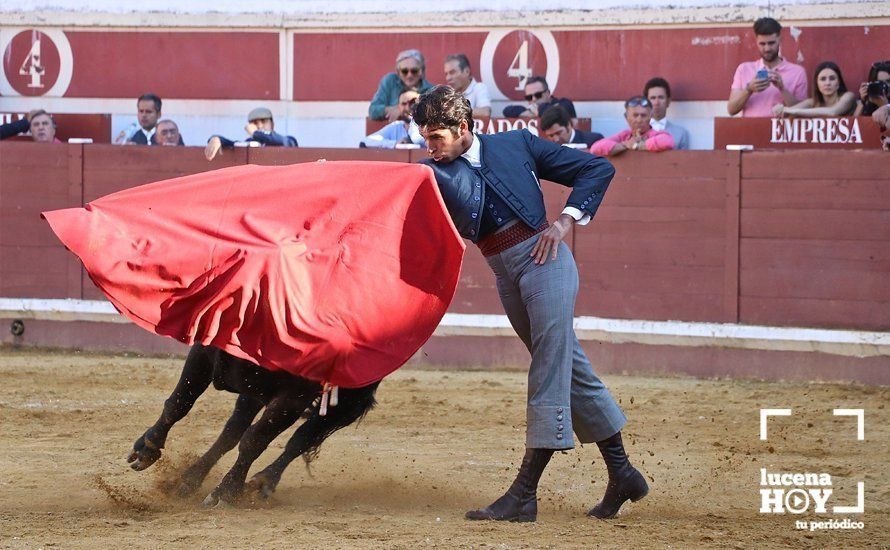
[727,17,807,117]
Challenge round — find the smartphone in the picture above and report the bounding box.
[756,69,769,80]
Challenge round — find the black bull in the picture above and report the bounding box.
[127,344,379,506]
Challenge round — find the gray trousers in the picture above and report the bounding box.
[485,236,626,450]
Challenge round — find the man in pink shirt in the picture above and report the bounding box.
[590,96,674,156]
[728,17,808,117]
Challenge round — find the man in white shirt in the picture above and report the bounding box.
[643,77,690,150]
[444,53,492,118]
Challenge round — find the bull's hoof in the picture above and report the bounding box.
[245,472,280,501]
[176,476,203,498]
[127,432,163,471]
[202,478,244,508]
[175,464,210,498]
[202,490,236,508]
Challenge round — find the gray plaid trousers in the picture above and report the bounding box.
[485,237,626,449]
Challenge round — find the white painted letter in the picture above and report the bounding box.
[761,489,784,513]
[810,488,832,513]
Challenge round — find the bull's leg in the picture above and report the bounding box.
[127,345,214,471]
[247,382,379,499]
[174,394,265,497]
[202,392,316,506]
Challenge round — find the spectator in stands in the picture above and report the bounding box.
[152,119,184,146]
[772,61,857,118]
[644,77,690,149]
[29,110,61,143]
[444,53,491,118]
[727,17,807,117]
[503,76,576,119]
[0,110,38,140]
[590,96,673,156]
[361,90,425,148]
[125,93,163,145]
[204,107,297,161]
[369,49,434,121]
[539,105,603,148]
[854,60,890,117]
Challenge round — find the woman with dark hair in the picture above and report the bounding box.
[772,61,857,117]
[853,60,890,116]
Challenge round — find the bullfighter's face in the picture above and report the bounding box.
[421,119,471,163]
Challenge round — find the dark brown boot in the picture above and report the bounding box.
[587,431,649,519]
[466,448,555,522]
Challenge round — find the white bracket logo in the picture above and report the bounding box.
[759,408,865,514]
[833,408,865,441]
[760,408,792,440]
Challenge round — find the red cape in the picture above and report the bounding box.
[43,161,464,387]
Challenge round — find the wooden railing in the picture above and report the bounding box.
[2,142,888,330]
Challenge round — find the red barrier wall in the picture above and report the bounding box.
[2,143,888,331]
[738,152,890,330]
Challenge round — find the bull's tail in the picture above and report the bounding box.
[301,381,379,464]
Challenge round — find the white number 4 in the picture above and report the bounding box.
[507,40,532,91]
[19,36,45,89]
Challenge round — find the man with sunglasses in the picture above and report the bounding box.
[503,76,577,120]
[361,90,425,148]
[415,85,647,523]
[369,49,434,122]
[591,96,674,156]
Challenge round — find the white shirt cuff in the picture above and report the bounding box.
[561,206,591,226]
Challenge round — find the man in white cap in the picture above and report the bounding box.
[205,107,298,161]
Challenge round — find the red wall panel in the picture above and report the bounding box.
[0,142,81,297]
[65,32,280,99]
[737,150,890,330]
[293,26,889,101]
[294,32,487,101]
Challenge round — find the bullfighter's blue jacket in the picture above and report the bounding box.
[420,129,615,242]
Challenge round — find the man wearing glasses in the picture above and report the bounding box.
[503,76,577,120]
[590,96,674,156]
[369,49,435,122]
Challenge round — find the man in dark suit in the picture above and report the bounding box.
[503,76,577,119]
[126,93,162,145]
[539,105,603,148]
[415,85,648,522]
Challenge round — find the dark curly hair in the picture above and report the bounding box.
[811,61,848,107]
[753,17,781,36]
[413,85,473,136]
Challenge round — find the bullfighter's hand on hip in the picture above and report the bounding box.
[530,214,574,265]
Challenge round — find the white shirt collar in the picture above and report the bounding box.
[568,128,576,143]
[461,133,482,167]
[650,117,667,131]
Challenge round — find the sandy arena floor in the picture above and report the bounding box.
[0,348,886,549]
